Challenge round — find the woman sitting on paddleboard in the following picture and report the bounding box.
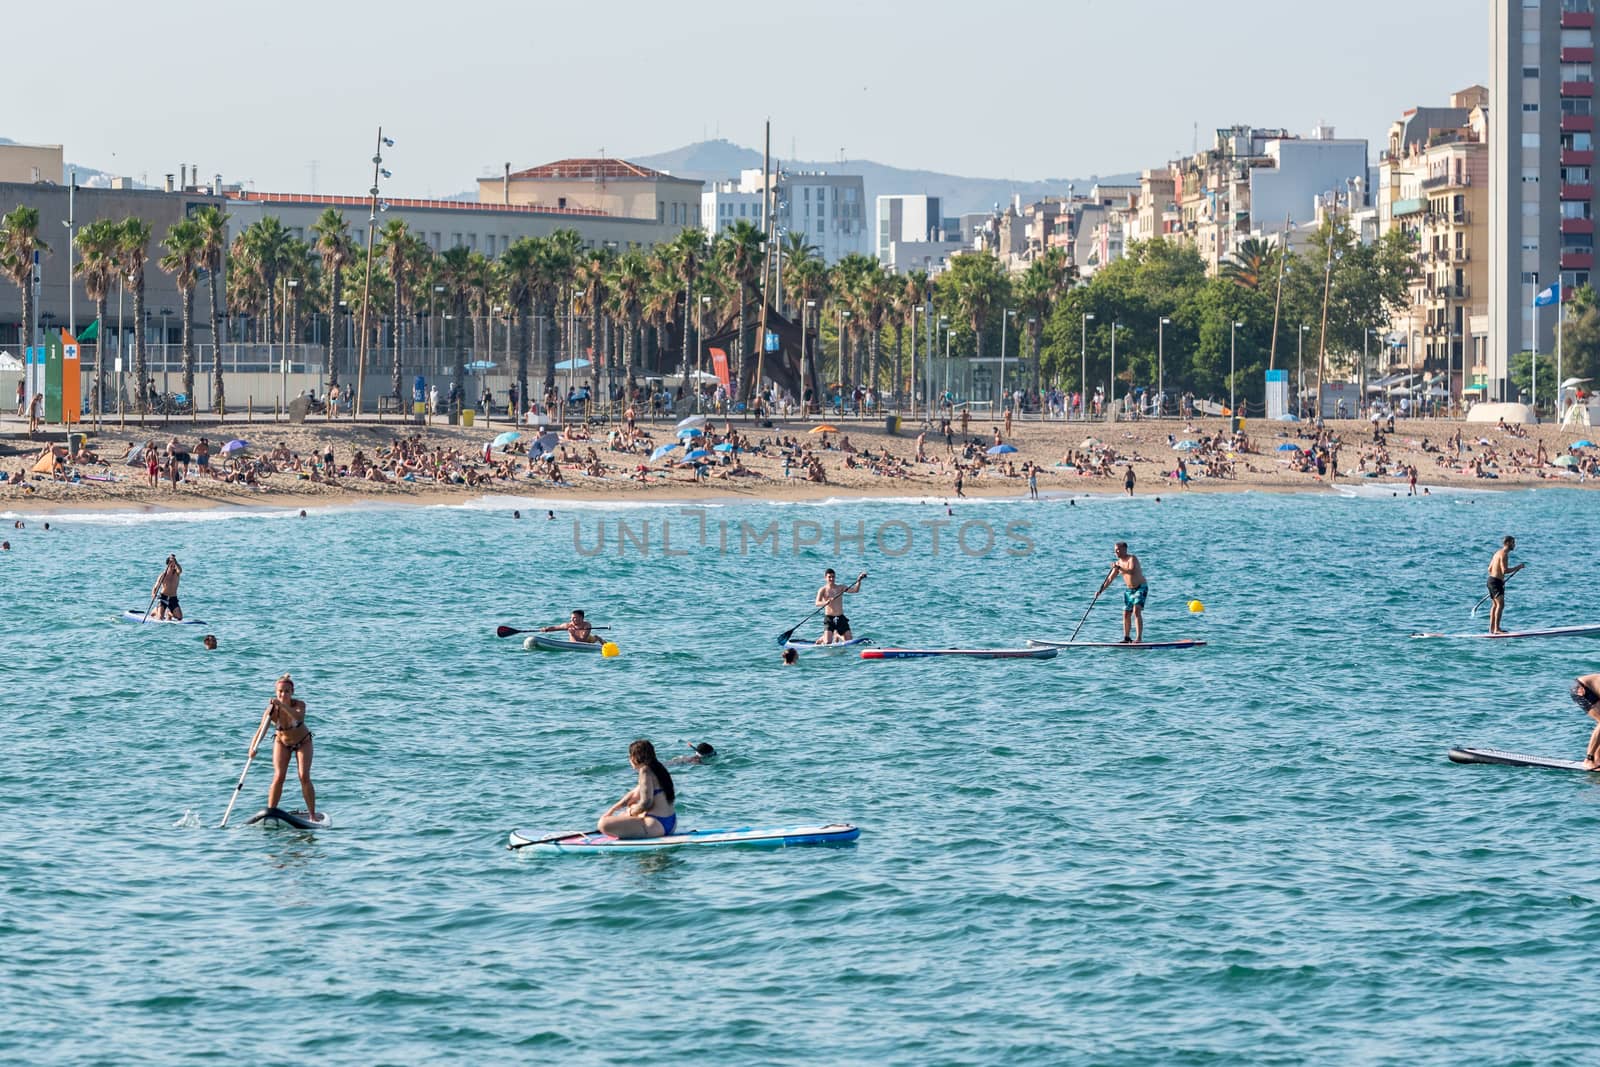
[250,673,316,817]
[599,739,675,838]
[1574,673,1600,770]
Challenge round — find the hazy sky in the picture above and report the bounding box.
[10,0,1483,196]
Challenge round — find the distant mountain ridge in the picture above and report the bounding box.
[629,139,1139,218]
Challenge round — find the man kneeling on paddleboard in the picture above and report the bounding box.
[599,740,677,838]
[1574,674,1600,770]
[814,569,866,644]
[1099,542,1148,644]
[541,610,599,644]
[152,555,184,621]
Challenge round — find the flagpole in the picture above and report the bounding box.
[1558,292,1565,423]
[1532,291,1538,412]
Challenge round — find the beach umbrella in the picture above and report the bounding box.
[676,415,707,430]
[1173,440,1200,452]
[650,442,680,461]
[1555,455,1578,467]
[1571,439,1595,449]
[1276,442,1301,452]
[221,439,249,454]
[810,424,839,433]
[713,442,736,453]
[986,443,1018,455]
[677,426,704,438]
[554,358,591,371]
[681,448,711,462]
[492,431,521,448]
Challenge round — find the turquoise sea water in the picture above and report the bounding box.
[5,486,1600,1065]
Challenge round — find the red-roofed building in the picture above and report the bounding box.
[478,157,703,230]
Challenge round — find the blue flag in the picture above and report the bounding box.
[1535,282,1561,307]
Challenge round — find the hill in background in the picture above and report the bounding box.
[629,138,1138,218]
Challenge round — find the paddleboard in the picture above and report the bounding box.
[1447,747,1594,772]
[523,633,605,653]
[509,822,860,852]
[1411,624,1600,640]
[860,647,1058,660]
[1027,638,1207,650]
[782,636,873,654]
[119,609,204,625]
[245,807,333,829]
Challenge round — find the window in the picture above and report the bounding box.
[1525,29,1542,45]
[1563,62,1594,82]
[817,221,824,234]
[657,201,664,223]
[1525,202,1542,215]
[1524,132,1543,148]
[1523,236,1541,251]
[1563,166,1592,181]
[1562,199,1593,217]
[804,187,810,201]
[1522,271,1539,284]
[1525,66,1542,78]
[739,203,746,217]
[1564,97,1595,114]
[1563,29,1593,47]
[1525,103,1541,112]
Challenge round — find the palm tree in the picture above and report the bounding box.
[160,217,205,413]
[575,249,614,397]
[719,220,765,393]
[0,207,49,376]
[779,232,818,317]
[667,228,707,380]
[861,263,892,399]
[191,206,230,413]
[310,209,353,387]
[74,219,120,418]
[379,219,419,403]
[1016,249,1072,391]
[608,249,650,394]
[830,253,876,392]
[642,248,680,378]
[433,245,475,410]
[946,251,1009,366]
[501,236,539,412]
[543,229,582,390]
[786,256,830,407]
[1221,237,1276,291]
[117,217,154,415]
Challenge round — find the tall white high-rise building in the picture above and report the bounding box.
[1490,0,1596,401]
[701,169,867,264]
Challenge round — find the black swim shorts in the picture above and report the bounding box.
[824,614,850,634]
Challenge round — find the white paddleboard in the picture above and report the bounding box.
[1027,638,1206,650]
[509,822,860,852]
[245,807,333,829]
[1447,747,1593,772]
[1412,624,1600,640]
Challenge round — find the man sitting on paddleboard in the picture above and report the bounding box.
[1487,536,1525,635]
[250,673,316,818]
[814,569,866,644]
[541,610,599,644]
[152,555,184,621]
[599,739,676,839]
[1574,674,1600,770]
[1099,542,1148,644]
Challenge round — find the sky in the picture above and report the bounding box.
[9,0,1484,197]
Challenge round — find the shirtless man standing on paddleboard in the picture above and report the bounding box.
[1487,536,1526,635]
[815,569,866,644]
[1099,542,1147,644]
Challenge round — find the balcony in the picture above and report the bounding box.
[1564,148,1597,166]
[1563,80,1597,97]
[1563,183,1596,199]
[1452,247,1472,262]
[1563,216,1597,234]
[1563,113,1597,132]
[1564,10,1595,29]
[1562,250,1596,269]
[1391,197,1426,216]
[1421,172,1470,190]
[1566,47,1597,63]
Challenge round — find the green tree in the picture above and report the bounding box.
[433,245,475,405]
[311,209,353,387]
[117,217,154,415]
[0,206,49,381]
[74,219,120,417]
[191,206,231,412]
[159,217,205,411]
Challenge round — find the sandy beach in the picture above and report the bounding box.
[2,408,1596,513]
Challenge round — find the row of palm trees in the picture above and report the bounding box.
[3,199,1082,417]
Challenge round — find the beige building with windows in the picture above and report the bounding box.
[0,142,64,185]
[477,158,702,238]
[1375,87,1490,399]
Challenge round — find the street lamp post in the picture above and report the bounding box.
[697,295,710,411]
[1158,317,1171,416]
[1080,312,1095,419]
[160,307,171,403]
[356,127,394,419]
[839,310,851,415]
[1298,324,1309,418]
[943,320,953,400]
[804,299,817,419]
[911,303,924,418]
[1230,321,1244,419]
[1109,321,1120,421]
[999,307,1014,413]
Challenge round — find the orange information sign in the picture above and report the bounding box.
[60,330,81,424]
[709,347,730,388]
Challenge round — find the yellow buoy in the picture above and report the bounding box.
[1188,600,1205,614]
[601,642,620,658]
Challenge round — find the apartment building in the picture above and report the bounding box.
[876,194,945,262]
[702,169,868,263]
[477,158,702,238]
[1376,88,1491,396]
[1488,0,1596,400]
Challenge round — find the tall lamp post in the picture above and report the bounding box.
[697,295,710,411]
[1230,320,1244,419]
[355,127,394,419]
[803,298,817,418]
[1298,324,1309,418]
[839,309,851,414]
[160,307,172,401]
[1108,321,1121,420]
[1080,312,1095,419]
[999,307,1015,412]
[911,303,924,418]
[1158,316,1171,416]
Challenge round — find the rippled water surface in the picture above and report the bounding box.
[6,486,1600,1065]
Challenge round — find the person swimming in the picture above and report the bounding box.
[781,647,799,665]
[668,742,716,766]
[598,739,676,838]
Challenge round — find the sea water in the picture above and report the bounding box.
[4,487,1600,1065]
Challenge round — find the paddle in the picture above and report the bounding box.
[778,572,867,644]
[1471,568,1520,617]
[509,830,587,850]
[140,590,158,625]
[496,624,613,638]
[219,709,272,828]
[1067,567,1119,643]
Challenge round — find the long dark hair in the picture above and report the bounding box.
[630,739,674,803]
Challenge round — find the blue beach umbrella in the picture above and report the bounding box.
[987,443,1018,455]
[713,442,736,453]
[1276,442,1301,452]
[1572,439,1595,449]
[554,358,591,371]
[1174,440,1200,452]
[492,431,521,448]
[650,442,680,461]
[681,448,711,462]
[677,426,704,439]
